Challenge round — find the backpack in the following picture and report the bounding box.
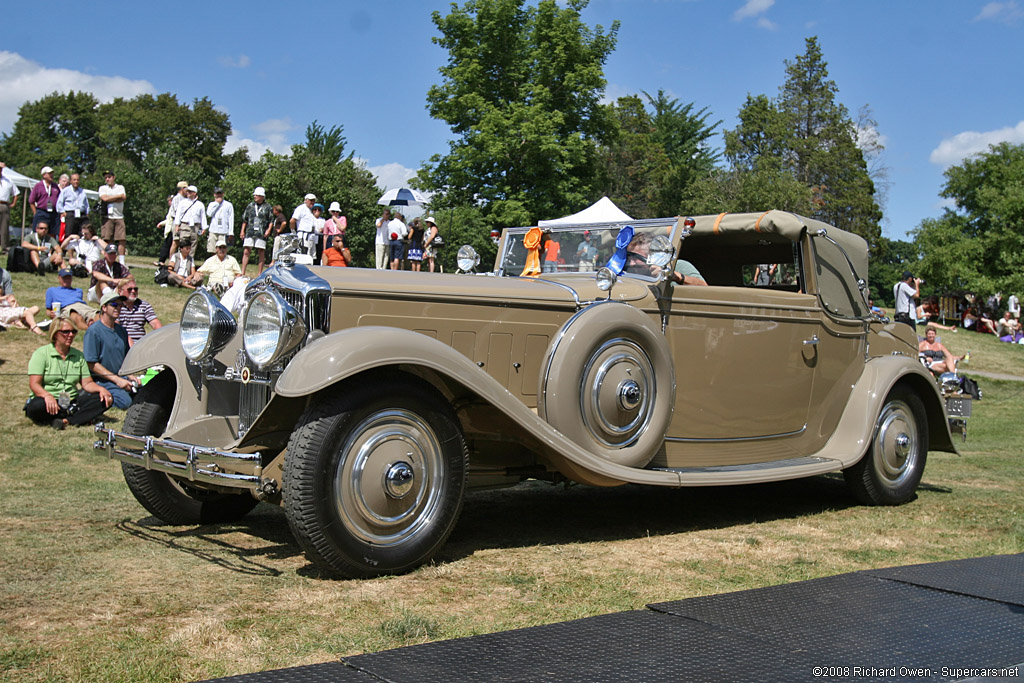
[960,376,982,400]
[6,246,34,273]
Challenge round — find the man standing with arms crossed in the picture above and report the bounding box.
[0,161,18,253]
[57,173,89,237]
[239,186,273,276]
[206,187,234,254]
[98,171,127,264]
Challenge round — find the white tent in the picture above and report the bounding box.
[1,167,100,237]
[538,196,633,227]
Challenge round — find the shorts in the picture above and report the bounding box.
[243,236,267,250]
[102,218,126,242]
[389,240,404,261]
[65,302,98,324]
[176,225,195,243]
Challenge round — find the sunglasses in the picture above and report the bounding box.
[58,329,77,336]
[107,301,123,309]
[125,287,138,293]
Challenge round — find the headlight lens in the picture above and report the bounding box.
[243,290,307,369]
[457,245,480,272]
[180,289,237,361]
[596,267,617,292]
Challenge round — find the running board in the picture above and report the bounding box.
[649,456,843,486]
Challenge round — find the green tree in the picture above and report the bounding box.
[303,120,349,165]
[913,142,1024,297]
[596,96,672,218]
[419,0,618,228]
[711,37,882,243]
[0,91,101,172]
[870,236,919,306]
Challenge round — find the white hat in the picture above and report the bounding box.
[41,166,54,175]
[328,201,341,212]
[424,216,437,225]
[304,193,316,201]
[216,237,227,247]
[187,185,198,193]
[253,186,266,197]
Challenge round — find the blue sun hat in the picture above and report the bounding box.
[604,225,635,275]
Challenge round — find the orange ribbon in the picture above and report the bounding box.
[522,227,542,277]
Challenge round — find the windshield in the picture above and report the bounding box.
[496,219,679,279]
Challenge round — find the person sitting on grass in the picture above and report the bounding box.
[918,327,966,375]
[90,243,130,303]
[196,237,241,296]
[116,276,162,347]
[45,268,99,331]
[0,288,44,335]
[22,221,64,275]
[25,315,113,429]
[166,240,203,289]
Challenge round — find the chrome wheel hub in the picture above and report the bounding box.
[873,400,919,489]
[333,409,445,546]
[579,339,655,447]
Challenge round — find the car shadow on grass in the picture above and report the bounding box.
[439,474,865,562]
[116,504,294,576]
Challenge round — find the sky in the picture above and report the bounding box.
[2,0,1022,239]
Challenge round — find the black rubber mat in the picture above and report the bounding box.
[199,554,1024,683]
[649,572,1024,676]
[344,610,812,683]
[202,661,371,682]
[865,553,1024,607]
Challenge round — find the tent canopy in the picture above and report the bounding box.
[1,168,100,200]
[539,196,633,227]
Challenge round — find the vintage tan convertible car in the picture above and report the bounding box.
[95,210,964,578]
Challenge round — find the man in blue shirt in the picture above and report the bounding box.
[45,269,98,330]
[56,173,90,236]
[83,289,137,408]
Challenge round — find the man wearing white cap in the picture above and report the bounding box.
[206,187,234,254]
[290,193,317,257]
[30,166,61,237]
[197,237,241,296]
[175,185,207,249]
[240,186,274,276]
[165,181,189,259]
[98,170,127,262]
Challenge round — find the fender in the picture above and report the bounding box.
[273,326,684,488]
[811,354,957,468]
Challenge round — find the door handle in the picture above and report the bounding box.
[803,335,819,346]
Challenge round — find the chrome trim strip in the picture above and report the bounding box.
[516,277,581,306]
[651,455,830,473]
[665,424,807,443]
[94,425,262,491]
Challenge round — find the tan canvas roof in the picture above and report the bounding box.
[688,210,869,281]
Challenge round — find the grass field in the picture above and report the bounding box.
[1,259,1023,682]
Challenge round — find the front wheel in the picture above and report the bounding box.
[121,376,259,524]
[283,373,468,578]
[844,388,928,505]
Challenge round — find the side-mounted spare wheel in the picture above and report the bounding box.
[844,386,928,505]
[540,301,675,469]
[121,372,260,524]
[283,372,468,578]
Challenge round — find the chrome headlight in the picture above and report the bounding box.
[457,245,480,273]
[596,267,617,292]
[243,290,308,369]
[180,289,237,362]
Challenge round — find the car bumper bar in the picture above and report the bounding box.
[93,423,264,492]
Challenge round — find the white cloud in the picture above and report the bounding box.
[0,50,153,133]
[224,118,296,160]
[217,54,251,68]
[368,162,420,192]
[973,1,1024,24]
[929,121,1024,167]
[756,16,778,30]
[733,0,774,21]
[856,124,888,153]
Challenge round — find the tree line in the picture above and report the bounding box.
[4,0,1013,300]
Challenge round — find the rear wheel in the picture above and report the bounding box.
[844,388,928,505]
[121,375,259,524]
[283,373,468,578]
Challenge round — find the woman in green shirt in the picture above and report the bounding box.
[25,316,113,429]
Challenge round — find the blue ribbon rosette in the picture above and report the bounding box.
[604,225,635,275]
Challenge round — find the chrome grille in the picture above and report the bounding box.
[234,266,332,437]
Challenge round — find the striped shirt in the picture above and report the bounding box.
[119,299,158,343]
